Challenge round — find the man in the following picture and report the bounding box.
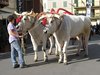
[7,15,26,68]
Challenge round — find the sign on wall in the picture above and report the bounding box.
[86,1,91,17]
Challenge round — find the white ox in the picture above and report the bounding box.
[14,11,58,62]
[39,14,91,64]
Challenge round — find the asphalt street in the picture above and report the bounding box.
[0,34,100,75]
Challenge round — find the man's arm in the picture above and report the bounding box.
[9,29,19,37]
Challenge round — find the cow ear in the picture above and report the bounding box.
[38,15,47,20]
[34,13,39,19]
[35,13,38,16]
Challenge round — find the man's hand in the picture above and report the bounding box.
[19,35,23,38]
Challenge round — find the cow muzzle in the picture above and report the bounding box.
[43,29,47,34]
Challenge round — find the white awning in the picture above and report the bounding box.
[0,7,15,13]
[0,13,12,19]
[0,7,15,19]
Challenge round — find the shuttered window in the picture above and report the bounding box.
[53,2,56,8]
[63,1,67,7]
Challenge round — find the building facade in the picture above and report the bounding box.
[0,0,9,8]
[16,0,43,13]
[0,0,10,52]
[75,0,100,21]
[43,0,75,13]
[43,0,100,21]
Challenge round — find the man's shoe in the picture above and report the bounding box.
[13,64,19,68]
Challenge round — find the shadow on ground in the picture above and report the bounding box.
[1,35,100,66]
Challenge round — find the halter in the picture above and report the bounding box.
[41,17,47,26]
[16,15,36,37]
[16,16,23,24]
[23,17,39,40]
[16,12,48,37]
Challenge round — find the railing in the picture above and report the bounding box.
[0,0,9,8]
[0,0,9,5]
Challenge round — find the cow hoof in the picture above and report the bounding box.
[63,60,67,65]
[84,54,88,57]
[58,61,62,64]
[55,53,59,56]
[81,49,85,52]
[48,52,52,55]
[34,59,38,62]
[58,59,62,64]
[34,56,38,62]
[75,53,80,56]
[44,58,48,62]
[63,62,67,65]
[44,56,48,62]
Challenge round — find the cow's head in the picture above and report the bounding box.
[15,10,38,33]
[39,13,61,35]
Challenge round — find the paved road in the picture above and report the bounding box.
[0,35,100,75]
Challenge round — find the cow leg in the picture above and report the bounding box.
[42,38,48,62]
[48,36,54,55]
[84,35,89,56]
[76,36,82,55]
[54,40,62,63]
[33,45,38,62]
[63,39,69,65]
[30,36,38,62]
[58,45,62,63]
[43,49,48,62]
[34,51,38,62]
[53,37,62,63]
[82,35,85,51]
[55,43,59,56]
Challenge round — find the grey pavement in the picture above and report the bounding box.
[0,35,100,75]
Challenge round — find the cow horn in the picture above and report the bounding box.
[14,11,22,15]
[38,15,47,20]
[22,12,28,15]
[46,14,52,18]
[27,10,33,15]
[35,13,38,16]
[53,14,60,19]
[37,12,46,18]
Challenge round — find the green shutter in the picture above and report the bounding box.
[74,0,78,7]
[63,1,67,7]
[53,2,56,8]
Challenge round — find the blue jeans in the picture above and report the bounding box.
[10,40,24,65]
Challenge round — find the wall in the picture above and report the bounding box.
[43,0,74,13]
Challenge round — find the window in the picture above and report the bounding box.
[44,3,46,9]
[53,2,56,8]
[63,1,67,7]
[87,0,92,3]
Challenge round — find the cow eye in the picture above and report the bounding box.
[51,20,53,23]
[24,18,27,20]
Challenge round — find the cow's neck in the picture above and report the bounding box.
[54,16,67,40]
[55,16,64,32]
[27,17,37,31]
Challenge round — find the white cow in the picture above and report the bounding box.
[14,11,58,62]
[39,14,91,64]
